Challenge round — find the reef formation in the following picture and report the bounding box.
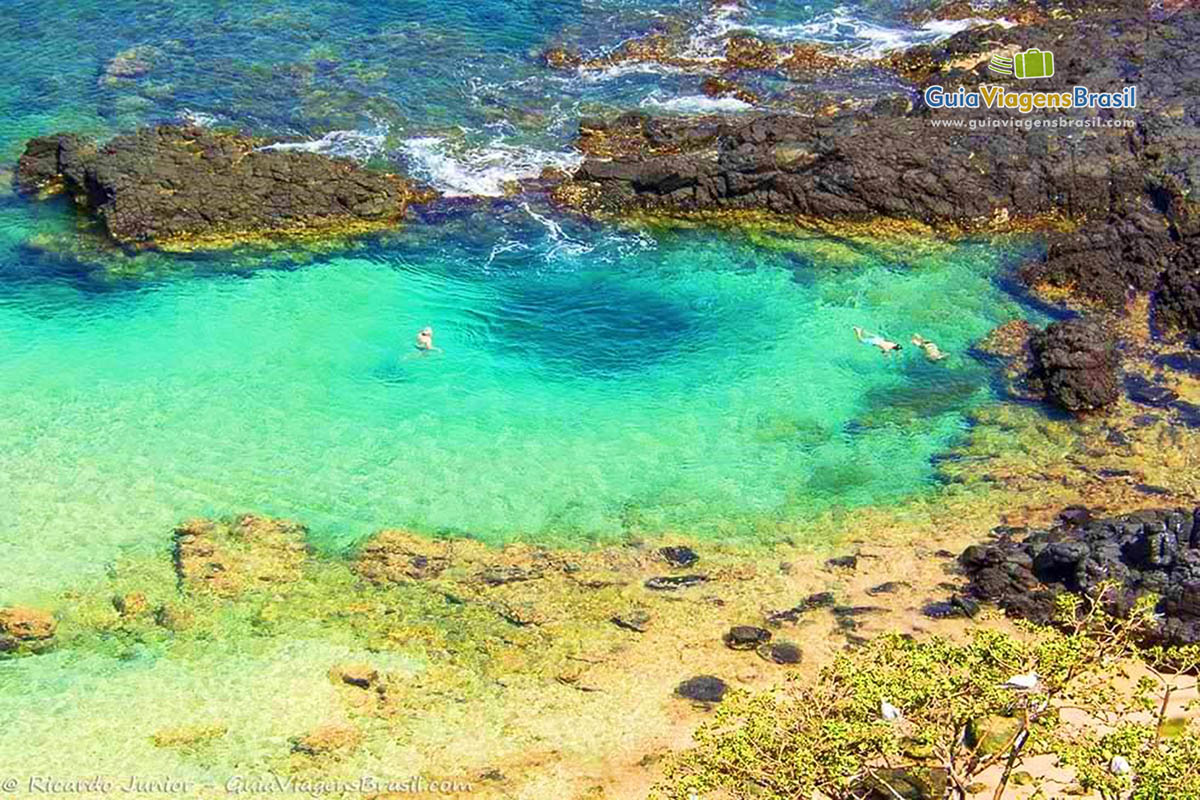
[554,0,1200,331]
[15,125,435,251]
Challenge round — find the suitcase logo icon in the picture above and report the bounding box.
[989,48,1055,80]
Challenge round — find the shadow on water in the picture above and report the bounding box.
[487,274,704,378]
[845,360,992,434]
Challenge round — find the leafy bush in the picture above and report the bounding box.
[655,591,1200,800]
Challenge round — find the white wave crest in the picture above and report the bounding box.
[179,108,221,128]
[257,128,388,163]
[740,7,1016,58]
[400,137,582,198]
[641,93,753,113]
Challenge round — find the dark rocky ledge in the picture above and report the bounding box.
[15,125,436,251]
[960,506,1200,646]
[553,0,1200,330]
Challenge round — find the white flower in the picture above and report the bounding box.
[880,700,903,721]
[1109,755,1132,775]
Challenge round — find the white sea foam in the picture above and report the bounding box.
[521,202,595,259]
[641,93,754,113]
[400,137,582,198]
[739,7,1016,58]
[179,108,221,128]
[256,128,388,163]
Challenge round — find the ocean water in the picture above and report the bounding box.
[0,0,1055,787]
[0,0,1039,601]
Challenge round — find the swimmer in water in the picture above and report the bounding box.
[406,326,441,358]
[911,334,947,362]
[853,326,902,357]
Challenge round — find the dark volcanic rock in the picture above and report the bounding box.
[675,675,728,703]
[723,625,772,650]
[658,545,699,569]
[15,126,434,250]
[1029,321,1120,412]
[556,2,1200,313]
[766,591,836,625]
[960,505,1200,645]
[1155,247,1200,336]
[644,574,708,591]
[759,641,802,665]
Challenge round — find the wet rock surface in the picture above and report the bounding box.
[556,1,1200,316]
[173,514,309,598]
[15,125,434,250]
[1029,320,1120,412]
[0,606,57,655]
[723,625,772,650]
[960,505,1200,644]
[675,675,728,704]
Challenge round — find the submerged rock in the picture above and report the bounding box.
[644,574,708,591]
[15,125,435,251]
[758,641,802,665]
[290,723,364,757]
[1029,320,1120,413]
[354,530,452,583]
[723,625,772,651]
[675,675,728,704]
[173,514,309,598]
[1125,374,1178,408]
[611,609,652,633]
[0,606,57,655]
[658,545,699,569]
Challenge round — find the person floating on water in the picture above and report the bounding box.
[911,334,947,362]
[408,325,441,357]
[853,326,902,357]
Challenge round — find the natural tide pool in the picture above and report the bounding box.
[0,206,1040,601]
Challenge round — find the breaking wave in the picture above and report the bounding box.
[256,127,388,163]
[641,93,754,113]
[399,137,582,198]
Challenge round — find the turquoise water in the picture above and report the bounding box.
[0,0,1056,788]
[0,0,1041,603]
[0,206,1036,598]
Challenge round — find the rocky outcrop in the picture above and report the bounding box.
[555,0,1200,313]
[1155,245,1200,336]
[0,606,57,655]
[960,506,1200,645]
[1028,321,1120,413]
[15,125,434,250]
[173,514,310,597]
[353,529,454,583]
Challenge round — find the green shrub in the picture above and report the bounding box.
[655,591,1200,800]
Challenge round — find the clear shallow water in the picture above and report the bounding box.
[0,0,1051,785]
[0,206,1036,598]
[0,0,1040,602]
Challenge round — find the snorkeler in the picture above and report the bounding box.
[407,325,441,357]
[853,326,902,357]
[911,334,947,362]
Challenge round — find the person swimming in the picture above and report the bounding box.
[407,325,441,358]
[853,326,902,357]
[911,334,947,362]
